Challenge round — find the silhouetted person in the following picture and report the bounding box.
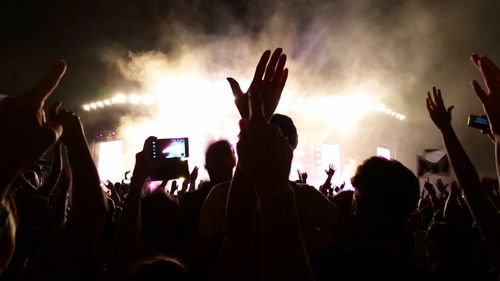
[199,114,334,260]
[179,140,236,251]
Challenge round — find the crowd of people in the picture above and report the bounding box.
[0,48,499,281]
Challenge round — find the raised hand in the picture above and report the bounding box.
[107,180,123,205]
[170,180,178,195]
[187,166,199,193]
[295,170,308,184]
[423,178,436,196]
[319,183,330,196]
[189,166,199,184]
[106,180,113,190]
[297,169,307,184]
[132,136,157,183]
[325,164,335,178]
[426,87,454,131]
[0,61,66,172]
[155,179,168,194]
[471,55,500,136]
[50,103,86,143]
[227,48,288,121]
[236,84,293,195]
[436,178,449,195]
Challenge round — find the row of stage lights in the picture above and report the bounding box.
[81,93,406,121]
[373,104,406,121]
[82,94,155,111]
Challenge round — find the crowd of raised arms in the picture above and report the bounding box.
[0,48,499,281]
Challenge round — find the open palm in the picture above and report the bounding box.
[227,48,288,121]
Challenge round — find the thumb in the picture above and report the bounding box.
[447,105,454,118]
[227,78,243,97]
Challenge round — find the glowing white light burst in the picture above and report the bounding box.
[86,49,409,187]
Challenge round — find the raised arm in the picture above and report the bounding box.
[114,136,156,263]
[471,55,500,181]
[0,61,66,202]
[216,166,258,281]
[426,87,480,187]
[54,106,108,239]
[218,48,313,281]
[0,61,65,272]
[423,179,442,210]
[237,85,314,281]
[320,164,335,195]
[426,85,500,255]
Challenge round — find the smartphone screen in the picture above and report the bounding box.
[152,138,189,159]
[468,115,489,131]
[473,116,489,127]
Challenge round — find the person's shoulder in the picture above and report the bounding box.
[290,181,334,208]
[290,181,321,194]
[203,181,231,207]
[207,181,231,197]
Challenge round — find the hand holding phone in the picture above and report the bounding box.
[467,114,490,131]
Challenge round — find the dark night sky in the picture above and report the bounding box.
[0,0,244,105]
[0,0,499,173]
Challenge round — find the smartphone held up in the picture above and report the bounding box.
[150,138,190,181]
[467,115,490,132]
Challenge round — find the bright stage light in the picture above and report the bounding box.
[83,104,90,111]
[97,101,104,107]
[97,140,124,182]
[142,94,154,105]
[113,93,127,104]
[129,94,141,104]
[90,103,97,109]
[377,147,391,159]
[373,103,406,121]
[104,99,111,105]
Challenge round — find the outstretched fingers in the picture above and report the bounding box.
[277,68,288,95]
[272,54,287,85]
[253,50,272,82]
[263,48,283,81]
[426,92,435,112]
[433,87,445,109]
